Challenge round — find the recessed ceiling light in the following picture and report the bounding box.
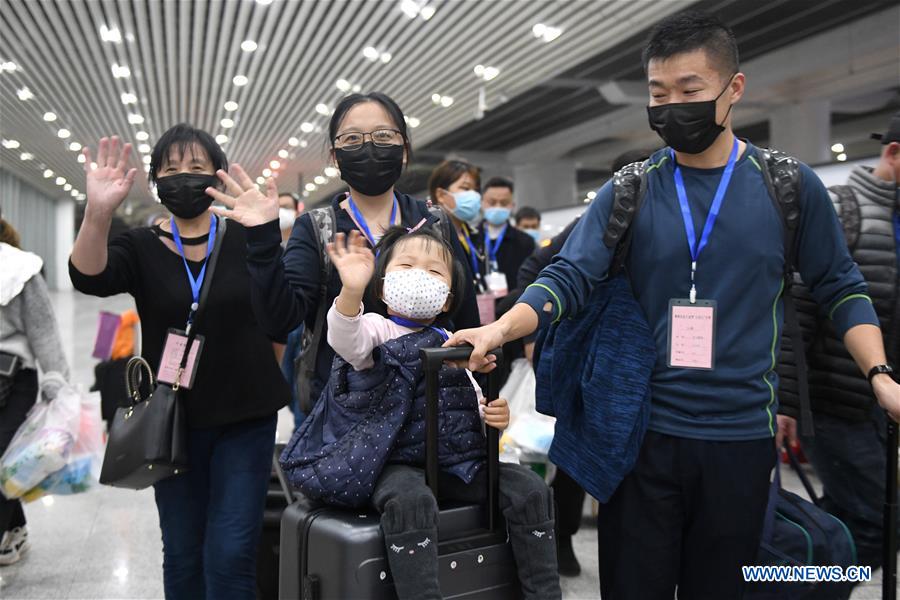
[215,134,228,144]
[831,143,844,153]
[128,113,144,124]
[278,149,289,159]
[270,160,280,169]
[111,63,131,78]
[302,191,310,198]
[400,0,419,19]
[70,189,79,197]
[55,176,66,185]
[20,152,33,161]
[1,139,20,149]
[77,193,86,200]
[362,46,380,61]
[121,92,137,104]
[431,93,442,105]
[138,143,151,153]
[837,153,848,162]
[142,155,151,164]
[16,87,34,101]
[305,183,316,192]
[300,140,308,148]
[233,75,249,86]
[220,118,234,128]
[135,131,149,141]
[380,52,392,64]
[532,23,562,42]
[241,40,258,52]
[440,96,453,107]
[257,176,265,185]
[314,176,326,185]
[408,117,420,128]
[315,104,330,116]
[224,100,239,112]
[100,25,122,43]
[76,153,85,163]
[420,5,436,19]
[336,79,351,92]
[324,167,339,178]
[352,84,362,93]
[0,61,19,73]
[69,142,82,151]
[91,162,98,170]
[256,0,273,4]
[300,122,314,133]
[587,190,597,200]
[43,169,53,178]
[57,128,71,139]
[288,137,299,147]
[64,183,72,191]
[262,168,272,177]
[43,112,57,122]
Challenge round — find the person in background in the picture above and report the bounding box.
[515,206,542,245]
[276,191,306,428]
[0,215,70,566]
[778,111,900,575]
[70,126,290,599]
[478,178,535,295]
[278,192,303,245]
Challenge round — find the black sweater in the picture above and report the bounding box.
[244,192,481,409]
[69,220,290,429]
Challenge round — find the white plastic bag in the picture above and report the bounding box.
[0,379,81,499]
[499,358,556,457]
[22,390,103,502]
[500,358,537,416]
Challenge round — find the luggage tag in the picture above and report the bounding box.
[485,270,508,298]
[667,299,717,370]
[157,328,205,389]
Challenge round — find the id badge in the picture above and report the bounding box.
[485,271,508,298]
[667,299,717,370]
[477,293,497,325]
[157,329,205,389]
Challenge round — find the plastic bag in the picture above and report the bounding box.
[499,358,556,457]
[500,358,538,416]
[0,380,81,499]
[22,390,103,502]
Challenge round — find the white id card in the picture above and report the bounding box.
[485,271,508,298]
[667,299,717,370]
[157,329,205,389]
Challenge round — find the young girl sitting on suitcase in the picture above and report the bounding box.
[281,223,561,600]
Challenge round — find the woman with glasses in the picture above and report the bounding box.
[209,92,480,414]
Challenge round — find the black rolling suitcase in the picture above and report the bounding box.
[279,346,521,600]
[258,444,294,600]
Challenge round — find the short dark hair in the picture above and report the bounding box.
[611,149,655,173]
[483,177,513,194]
[515,206,541,225]
[370,225,467,324]
[149,123,227,185]
[279,192,301,210]
[329,92,412,162]
[642,10,739,79]
[427,159,481,202]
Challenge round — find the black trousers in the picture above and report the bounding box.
[552,467,586,538]
[597,431,776,600]
[0,368,38,533]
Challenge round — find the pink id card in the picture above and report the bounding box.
[667,299,717,370]
[157,329,205,389]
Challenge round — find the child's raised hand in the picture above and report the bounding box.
[326,231,375,294]
[482,397,510,430]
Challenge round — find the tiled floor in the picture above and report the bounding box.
[0,290,893,598]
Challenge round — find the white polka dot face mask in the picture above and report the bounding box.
[383,268,451,320]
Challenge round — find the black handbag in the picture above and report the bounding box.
[99,217,227,489]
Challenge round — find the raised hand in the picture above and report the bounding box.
[326,231,375,294]
[207,164,278,227]
[82,137,137,217]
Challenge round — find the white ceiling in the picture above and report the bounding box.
[0,0,694,207]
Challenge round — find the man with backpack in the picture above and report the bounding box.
[777,112,900,575]
[447,11,900,599]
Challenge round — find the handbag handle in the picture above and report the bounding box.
[125,356,156,405]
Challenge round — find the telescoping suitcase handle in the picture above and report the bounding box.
[420,346,503,534]
[884,417,898,600]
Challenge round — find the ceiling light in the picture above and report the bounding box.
[270,160,280,169]
[315,103,330,116]
[831,143,844,153]
[77,193,86,200]
[121,92,137,104]
[324,166,339,177]
[100,25,122,43]
[215,134,228,144]
[256,0,273,4]
[420,5,435,19]
[233,75,249,86]
[314,176,326,185]
[288,137,299,147]
[1,139,20,149]
[363,46,380,61]
[431,93,442,105]
[0,61,19,73]
[224,100,238,112]
[55,176,66,185]
[587,190,597,200]
[128,113,144,124]
[300,122,314,133]
[256,176,265,185]
[336,79,351,92]
[143,165,150,172]
[400,0,419,19]
[262,168,272,177]
[303,191,310,198]
[76,153,85,163]
[299,140,308,148]
[69,142,82,151]
[583,197,591,203]
[70,189,79,197]
[483,66,500,81]
[64,183,72,191]
[43,169,53,178]
[380,52,392,63]
[305,183,317,192]
[241,40,258,52]
[57,128,71,139]
[408,117,420,128]
[20,152,33,161]
[135,131,149,141]
[278,149,289,159]
[837,153,847,162]
[111,63,131,78]
[220,118,234,128]
[138,143,151,153]
[142,155,151,164]
[440,96,454,107]
[43,112,57,122]
[532,23,562,42]
[91,162,97,170]
[16,87,34,101]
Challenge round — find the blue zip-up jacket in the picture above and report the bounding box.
[519,143,879,441]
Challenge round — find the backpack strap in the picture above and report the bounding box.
[828,184,862,253]
[428,205,454,246]
[605,160,649,276]
[756,146,814,437]
[296,206,336,413]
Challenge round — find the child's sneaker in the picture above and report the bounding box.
[0,527,30,566]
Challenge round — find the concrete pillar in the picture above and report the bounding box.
[768,99,831,164]
[511,160,577,212]
[54,200,74,291]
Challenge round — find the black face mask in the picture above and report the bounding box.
[156,173,218,219]
[646,77,734,154]
[334,142,404,197]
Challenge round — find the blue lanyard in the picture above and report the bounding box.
[484,224,508,268]
[461,226,480,277]
[388,315,449,341]
[671,137,739,303]
[171,215,217,328]
[348,193,398,249]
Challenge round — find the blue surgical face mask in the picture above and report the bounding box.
[484,207,511,226]
[523,228,541,243]
[451,190,482,222]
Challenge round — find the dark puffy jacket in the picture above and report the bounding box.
[280,328,485,508]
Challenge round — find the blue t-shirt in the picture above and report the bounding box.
[520,142,879,442]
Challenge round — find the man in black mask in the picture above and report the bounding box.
[444,10,898,599]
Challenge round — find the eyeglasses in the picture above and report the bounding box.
[334,129,403,151]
